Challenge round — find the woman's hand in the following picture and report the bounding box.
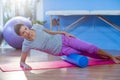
[64,32,76,38]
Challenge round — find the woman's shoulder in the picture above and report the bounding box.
[31,24,44,30]
[32,24,44,30]
[23,39,32,46]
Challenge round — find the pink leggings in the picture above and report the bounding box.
[59,35,101,59]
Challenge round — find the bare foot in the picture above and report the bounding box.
[112,57,120,64]
[115,56,120,60]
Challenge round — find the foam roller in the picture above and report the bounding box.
[61,53,88,68]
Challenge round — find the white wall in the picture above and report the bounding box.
[36,0,44,21]
[0,0,3,30]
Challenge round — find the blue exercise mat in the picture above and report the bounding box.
[61,53,88,68]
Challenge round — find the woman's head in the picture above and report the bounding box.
[14,23,31,38]
[14,23,24,36]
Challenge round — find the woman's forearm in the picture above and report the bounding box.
[20,52,28,64]
[20,52,32,69]
[44,29,66,35]
[50,31,66,35]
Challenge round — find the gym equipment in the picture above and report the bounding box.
[3,16,32,49]
[61,53,88,68]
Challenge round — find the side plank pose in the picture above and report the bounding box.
[14,23,120,70]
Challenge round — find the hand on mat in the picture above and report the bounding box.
[20,63,32,70]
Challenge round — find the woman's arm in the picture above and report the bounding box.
[44,29,66,35]
[44,29,75,38]
[20,52,31,70]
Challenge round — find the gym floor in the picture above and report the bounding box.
[0,48,120,80]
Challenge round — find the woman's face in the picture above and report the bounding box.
[19,25,31,39]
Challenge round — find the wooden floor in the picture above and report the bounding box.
[0,48,120,80]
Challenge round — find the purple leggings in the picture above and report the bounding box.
[59,35,101,59]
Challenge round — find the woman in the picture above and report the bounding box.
[14,23,120,70]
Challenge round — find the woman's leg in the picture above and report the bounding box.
[61,46,101,59]
[61,35,101,58]
[62,35,99,55]
[61,35,120,63]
